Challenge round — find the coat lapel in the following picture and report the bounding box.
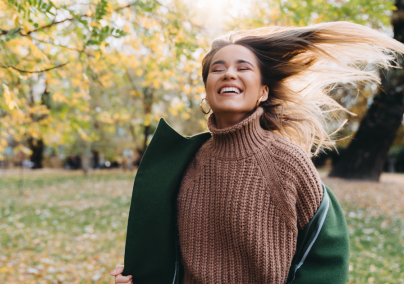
[122,118,211,284]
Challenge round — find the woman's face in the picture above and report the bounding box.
[205,44,268,114]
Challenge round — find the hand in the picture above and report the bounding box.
[110,265,132,284]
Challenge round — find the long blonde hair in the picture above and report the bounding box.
[201,21,404,157]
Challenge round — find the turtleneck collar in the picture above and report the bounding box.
[204,106,272,159]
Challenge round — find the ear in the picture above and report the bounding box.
[261,85,269,101]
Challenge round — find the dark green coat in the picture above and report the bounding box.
[122,117,350,284]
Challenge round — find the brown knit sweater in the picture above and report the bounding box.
[177,106,323,284]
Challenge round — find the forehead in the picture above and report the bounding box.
[211,44,257,65]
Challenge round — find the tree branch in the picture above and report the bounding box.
[1,62,69,73]
[0,16,84,36]
[30,36,86,53]
[115,3,137,12]
[24,15,85,35]
[0,2,138,37]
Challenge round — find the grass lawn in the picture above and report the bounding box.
[0,169,403,283]
[320,172,404,284]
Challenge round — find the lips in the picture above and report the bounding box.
[218,85,243,95]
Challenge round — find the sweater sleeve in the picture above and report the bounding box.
[270,138,323,231]
[292,147,323,230]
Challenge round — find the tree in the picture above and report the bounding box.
[0,0,209,169]
[0,0,127,167]
[329,0,404,180]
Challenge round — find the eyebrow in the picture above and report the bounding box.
[211,59,254,67]
[211,60,226,67]
[237,59,254,67]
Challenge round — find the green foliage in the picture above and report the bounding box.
[95,0,108,20]
[3,26,21,41]
[6,0,55,19]
[87,26,126,46]
[281,0,394,27]
[230,0,395,31]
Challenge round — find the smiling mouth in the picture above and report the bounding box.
[218,87,243,95]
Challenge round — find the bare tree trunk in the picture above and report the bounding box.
[28,138,44,169]
[329,2,404,181]
[142,88,154,152]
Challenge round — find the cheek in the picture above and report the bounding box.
[206,75,217,93]
[242,74,261,93]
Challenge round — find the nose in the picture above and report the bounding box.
[222,67,237,80]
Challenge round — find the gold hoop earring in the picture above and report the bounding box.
[256,95,264,108]
[200,97,211,114]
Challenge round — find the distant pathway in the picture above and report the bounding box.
[320,172,404,218]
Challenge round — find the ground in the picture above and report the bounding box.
[0,169,403,284]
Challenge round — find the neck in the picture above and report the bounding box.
[213,110,255,129]
[204,106,272,159]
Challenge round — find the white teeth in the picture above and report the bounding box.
[219,87,241,94]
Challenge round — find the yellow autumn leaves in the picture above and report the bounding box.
[2,83,18,110]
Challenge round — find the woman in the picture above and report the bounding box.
[111,22,404,284]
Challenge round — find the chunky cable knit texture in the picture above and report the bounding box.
[177,106,323,284]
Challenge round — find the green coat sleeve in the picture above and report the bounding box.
[121,118,211,283]
[287,184,350,284]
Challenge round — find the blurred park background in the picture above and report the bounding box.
[1,0,404,283]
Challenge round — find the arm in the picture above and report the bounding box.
[269,138,349,283]
[269,139,323,230]
[111,265,133,284]
[287,184,350,284]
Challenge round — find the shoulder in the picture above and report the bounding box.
[264,131,315,173]
[261,131,323,203]
[263,132,324,229]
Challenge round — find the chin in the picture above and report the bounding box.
[213,105,247,113]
